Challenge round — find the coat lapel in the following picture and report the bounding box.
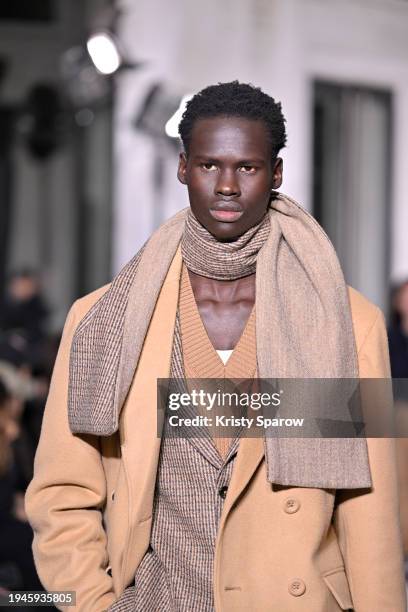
[218,437,265,531]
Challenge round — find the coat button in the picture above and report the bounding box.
[219,485,228,499]
[288,579,306,596]
[284,498,300,514]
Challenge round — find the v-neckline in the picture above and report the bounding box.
[181,265,255,370]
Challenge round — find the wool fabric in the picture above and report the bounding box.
[67,193,372,489]
[181,208,270,280]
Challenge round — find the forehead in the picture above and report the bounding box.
[189,116,271,159]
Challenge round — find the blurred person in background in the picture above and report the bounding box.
[25,82,406,611]
[0,269,51,460]
[389,280,408,381]
[388,280,408,572]
[0,341,48,485]
[0,378,45,605]
[0,272,54,609]
[0,270,49,372]
[1,269,48,340]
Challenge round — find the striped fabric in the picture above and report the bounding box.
[181,208,270,280]
[68,208,188,436]
[69,244,146,435]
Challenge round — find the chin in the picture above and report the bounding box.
[207,223,246,243]
[192,209,251,242]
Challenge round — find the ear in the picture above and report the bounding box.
[272,157,283,189]
[177,152,188,185]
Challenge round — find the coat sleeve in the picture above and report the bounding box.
[334,308,407,611]
[25,302,117,612]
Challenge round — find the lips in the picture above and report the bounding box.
[209,201,244,223]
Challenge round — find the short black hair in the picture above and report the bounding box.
[178,80,287,160]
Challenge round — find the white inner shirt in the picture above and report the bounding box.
[216,349,233,365]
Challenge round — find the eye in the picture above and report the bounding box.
[201,162,218,171]
[239,165,256,173]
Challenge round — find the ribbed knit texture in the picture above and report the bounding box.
[181,209,270,280]
[179,264,256,459]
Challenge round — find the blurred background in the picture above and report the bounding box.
[0,0,408,605]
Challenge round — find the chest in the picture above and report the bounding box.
[196,299,254,350]
[189,271,256,350]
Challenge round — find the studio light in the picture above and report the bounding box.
[86,31,121,75]
[134,84,193,141]
[165,94,193,138]
[60,45,111,108]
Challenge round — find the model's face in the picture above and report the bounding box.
[177,116,283,241]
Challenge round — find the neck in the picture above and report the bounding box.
[188,269,255,302]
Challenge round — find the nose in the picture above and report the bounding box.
[215,169,241,198]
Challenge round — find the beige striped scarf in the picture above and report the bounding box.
[68,193,371,489]
[181,209,270,280]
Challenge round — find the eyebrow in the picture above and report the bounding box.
[192,155,266,164]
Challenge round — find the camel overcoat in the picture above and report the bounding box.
[25,250,406,612]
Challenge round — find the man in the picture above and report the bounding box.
[25,81,406,611]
